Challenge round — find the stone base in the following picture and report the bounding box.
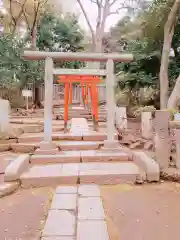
[102,140,122,150]
[36,141,59,155]
[34,148,59,155]
[39,141,57,150]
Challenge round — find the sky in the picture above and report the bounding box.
[60,0,125,32]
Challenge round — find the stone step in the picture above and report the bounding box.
[30,150,130,164]
[20,162,140,187]
[57,141,102,151]
[18,132,117,143]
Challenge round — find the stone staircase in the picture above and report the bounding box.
[54,106,107,121]
[4,113,160,188]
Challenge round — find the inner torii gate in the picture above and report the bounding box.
[57,75,103,131]
[23,51,133,150]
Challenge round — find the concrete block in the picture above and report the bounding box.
[42,210,75,237]
[50,194,77,210]
[4,154,30,181]
[77,220,109,240]
[133,151,159,181]
[78,197,104,220]
[78,185,100,197]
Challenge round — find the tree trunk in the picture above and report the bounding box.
[159,28,174,109]
[167,74,180,109]
[31,27,37,50]
[159,0,180,109]
[31,27,42,108]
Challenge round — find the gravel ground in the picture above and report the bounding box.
[0,187,54,240]
[101,182,180,240]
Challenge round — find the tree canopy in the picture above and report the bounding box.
[0,11,85,88]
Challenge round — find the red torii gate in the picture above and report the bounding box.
[57,75,103,131]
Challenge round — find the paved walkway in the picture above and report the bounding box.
[41,185,109,240]
[1,183,180,239]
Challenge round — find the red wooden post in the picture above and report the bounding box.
[69,82,73,104]
[64,82,69,130]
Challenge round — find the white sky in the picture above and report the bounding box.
[61,0,126,32]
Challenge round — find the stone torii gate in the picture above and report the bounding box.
[23,51,133,150]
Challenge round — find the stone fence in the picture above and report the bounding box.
[115,108,180,170]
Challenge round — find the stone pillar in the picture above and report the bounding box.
[104,59,117,149]
[115,107,127,130]
[40,57,55,150]
[0,99,9,132]
[141,112,152,139]
[154,110,170,169]
[175,129,180,169]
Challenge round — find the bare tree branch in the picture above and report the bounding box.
[9,0,28,32]
[77,0,95,40]
[109,0,119,7]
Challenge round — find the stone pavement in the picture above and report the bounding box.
[41,185,109,240]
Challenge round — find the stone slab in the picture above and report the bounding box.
[4,154,30,181]
[57,141,101,151]
[50,194,77,210]
[20,164,79,187]
[83,132,118,141]
[31,151,81,164]
[34,148,60,155]
[79,162,140,184]
[0,144,10,152]
[80,150,129,162]
[133,151,160,182]
[78,197,104,220]
[78,184,100,197]
[77,220,109,240]
[11,143,37,153]
[18,133,82,143]
[42,210,75,237]
[56,186,77,194]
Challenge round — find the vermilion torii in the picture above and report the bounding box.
[57,75,103,131]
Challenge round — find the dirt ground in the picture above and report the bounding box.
[101,182,180,240]
[0,187,54,240]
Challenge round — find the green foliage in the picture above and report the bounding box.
[0,12,85,89]
[0,34,43,88]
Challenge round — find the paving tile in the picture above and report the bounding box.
[56,186,77,194]
[78,184,100,197]
[78,197,104,220]
[51,194,77,210]
[77,220,109,240]
[42,210,75,237]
